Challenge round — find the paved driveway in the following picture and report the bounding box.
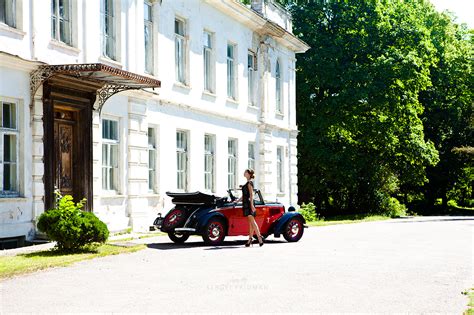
[0,216,472,313]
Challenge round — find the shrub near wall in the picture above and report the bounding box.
[37,193,109,252]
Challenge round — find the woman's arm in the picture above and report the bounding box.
[249,184,256,212]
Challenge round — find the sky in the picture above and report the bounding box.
[428,0,474,28]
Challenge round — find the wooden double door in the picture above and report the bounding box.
[43,83,94,211]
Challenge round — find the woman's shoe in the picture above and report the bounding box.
[258,236,264,247]
[245,239,253,247]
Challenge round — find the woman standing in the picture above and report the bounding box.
[235,169,264,247]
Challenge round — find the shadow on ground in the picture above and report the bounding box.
[146,239,286,250]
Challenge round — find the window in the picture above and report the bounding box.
[176,131,188,191]
[276,146,284,193]
[203,31,214,92]
[248,51,257,105]
[0,101,18,196]
[0,0,16,28]
[248,142,255,170]
[204,134,215,192]
[102,119,119,191]
[276,60,282,113]
[51,0,72,45]
[101,0,116,60]
[227,43,236,99]
[144,1,153,74]
[148,127,157,192]
[175,18,186,84]
[228,139,237,190]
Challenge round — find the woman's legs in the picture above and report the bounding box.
[247,216,254,241]
[250,216,262,241]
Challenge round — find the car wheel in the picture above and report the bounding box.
[283,218,304,242]
[168,232,190,244]
[163,208,186,230]
[202,218,226,245]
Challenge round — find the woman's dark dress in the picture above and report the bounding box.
[242,180,256,217]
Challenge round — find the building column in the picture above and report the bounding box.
[288,130,298,207]
[127,100,150,232]
[258,125,273,199]
[32,93,45,236]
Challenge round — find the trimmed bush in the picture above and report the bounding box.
[299,202,320,222]
[381,197,407,218]
[37,193,109,251]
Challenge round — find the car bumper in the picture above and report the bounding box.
[153,216,164,229]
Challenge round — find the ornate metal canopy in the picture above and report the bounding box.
[30,63,161,114]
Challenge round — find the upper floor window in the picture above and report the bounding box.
[276,146,284,193]
[227,43,236,99]
[204,134,215,192]
[228,139,237,189]
[148,127,157,192]
[203,31,214,92]
[144,1,153,74]
[247,51,257,105]
[101,0,116,60]
[175,18,186,84]
[51,0,72,45]
[0,0,16,28]
[176,130,188,191]
[0,101,19,197]
[102,119,119,191]
[275,60,282,113]
[248,142,255,170]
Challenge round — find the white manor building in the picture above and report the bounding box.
[0,0,308,243]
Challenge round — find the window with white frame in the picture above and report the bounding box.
[100,0,116,60]
[51,0,72,45]
[276,146,284,193]
[0,0,16,28]
[175,18,186,84]
[204,134,215,192]
[248,51,257,105]
[227,43,236,99]
[144,1,153,74]
[203,31,214,92]
[102,119,119,191]
[276,60,282,113]
[0,101,18,197]
[248,142,255,170]
[148,127,157,192]
[176,130,188,191]
[227,139,237,190]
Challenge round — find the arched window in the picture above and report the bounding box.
[275,60,282,113]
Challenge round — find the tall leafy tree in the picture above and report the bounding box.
[419,12,473,207]
[291,0,439,215]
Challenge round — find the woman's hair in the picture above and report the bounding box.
[245,168,255,179]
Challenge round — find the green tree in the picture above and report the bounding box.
[418,12,473,208]
[291,0,439,215]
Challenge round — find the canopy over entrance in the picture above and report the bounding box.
[29,63,161,212]
[30,63,161,114]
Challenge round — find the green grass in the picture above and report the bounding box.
[306,214,391,226]
[0,243,145,280]
[463,288,474,315]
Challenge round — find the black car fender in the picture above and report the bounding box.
[195,211,228,234]
[271,212,306,237]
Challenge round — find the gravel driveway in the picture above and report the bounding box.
[0,216,472,314]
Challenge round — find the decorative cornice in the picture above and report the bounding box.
[203,0,309,53]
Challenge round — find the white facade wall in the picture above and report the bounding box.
[0,0,307,239]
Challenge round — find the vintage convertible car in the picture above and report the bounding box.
[153,189,306,245]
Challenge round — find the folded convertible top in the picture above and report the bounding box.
[166,191,220,205]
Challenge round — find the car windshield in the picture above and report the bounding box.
[230,187,263,205]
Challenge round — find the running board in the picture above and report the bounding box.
[174,227,196,232]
